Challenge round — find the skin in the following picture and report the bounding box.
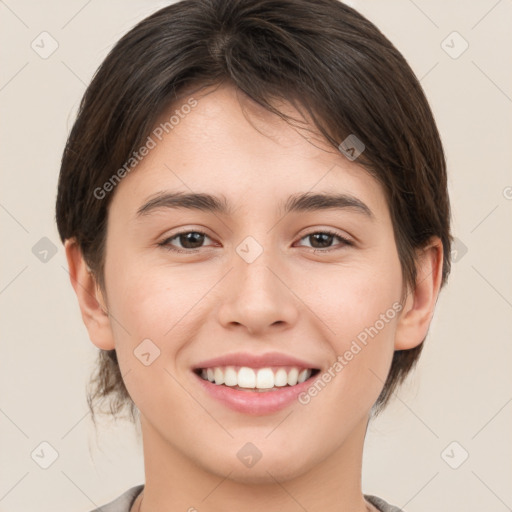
[65,83,443,512]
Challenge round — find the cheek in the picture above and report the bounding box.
[300,254,403,342]
[295,254,402,402]
[103,254,222,382]
[101,260,200,413]
[105,249,207,333]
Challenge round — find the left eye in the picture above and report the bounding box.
[296,231,353,250]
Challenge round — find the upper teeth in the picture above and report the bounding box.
[200,366,313,389]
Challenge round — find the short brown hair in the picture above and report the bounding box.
[56,0,452,423]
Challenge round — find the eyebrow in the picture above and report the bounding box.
[136,191,374,219]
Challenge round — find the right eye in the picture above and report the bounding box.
[158,230,216,253]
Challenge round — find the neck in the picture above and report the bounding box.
[136,413,372,512]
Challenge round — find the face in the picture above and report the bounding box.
[91,83,407,482]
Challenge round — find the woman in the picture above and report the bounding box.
[55,0,452,510]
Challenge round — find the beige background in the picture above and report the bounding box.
[1,1,511,511]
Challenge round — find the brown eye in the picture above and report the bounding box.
[175,232,206,249]
[159,230,213,253]
[297,230,353,251]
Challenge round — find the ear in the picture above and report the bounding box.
[64,239,115,350]
[394,237,444,350]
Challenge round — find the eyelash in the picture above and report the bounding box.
[158,229,353,254]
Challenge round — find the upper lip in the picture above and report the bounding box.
[193,352,320,370]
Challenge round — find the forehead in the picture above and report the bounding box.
[109,83,389,222]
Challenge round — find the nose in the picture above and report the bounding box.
[217,247,300,336]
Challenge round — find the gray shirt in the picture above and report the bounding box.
[88,485,405,512]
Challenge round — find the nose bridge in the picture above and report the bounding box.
[235,236,285,304]
[237,246,278,298]
[217,235,299,333]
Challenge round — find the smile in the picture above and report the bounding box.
[195,366,320,391]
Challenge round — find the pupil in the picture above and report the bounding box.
[311,233,332,248]
[180,232,204,249]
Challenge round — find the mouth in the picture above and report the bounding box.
[193,366,321,392]
[191,352,323,414]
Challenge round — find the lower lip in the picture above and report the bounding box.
[193,371,318,415]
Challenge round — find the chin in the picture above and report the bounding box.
[198,449,315,485]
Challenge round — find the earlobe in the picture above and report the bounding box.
[394,237,444,351]
[64,239,115,350]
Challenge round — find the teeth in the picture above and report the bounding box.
[224,366,238,386]
[198,366,314,389]
[214,367,224,385]
[274,368,288,387]
[298,369,309,383]
[287,368,299,386]
[238,367,256,388]
[256,368,274,389]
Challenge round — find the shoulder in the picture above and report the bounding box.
[87,484,144,512]
[85,487,398,512]
[364,494,406,512]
